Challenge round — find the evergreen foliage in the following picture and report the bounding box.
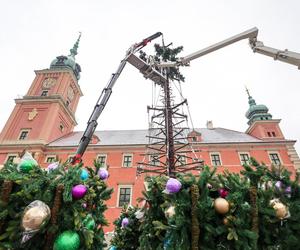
[0,161,112,250]
[110,205,142,250]
[112,159,300,250]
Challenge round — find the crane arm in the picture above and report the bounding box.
[72,32,162,164]
[249,39,300,69]
[157,27,300,69]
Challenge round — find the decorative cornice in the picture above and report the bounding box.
[15,95,77,125]
[245,119,281,134]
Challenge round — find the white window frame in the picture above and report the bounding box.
[117,185,133,207]
[268,151,282,166]
[149,154,160,166]
[5,154,18,163]
[45,155,57,163]
[210,152,222,166]
[18,129,30,140]
[67,154,75,162]
[239,152,250,165]
[122,154,133,167]
[97,154,107,169]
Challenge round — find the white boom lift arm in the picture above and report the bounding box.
[156,27,300,69]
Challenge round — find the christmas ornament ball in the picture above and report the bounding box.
[19,160,35,173]
[273,202,288,219]
[72,184,87,199]
[54,231,80,250]
[223,217,229,225]
[218,188,229,198]
[80,169,89,181]
[22,205,50,231]
[165,206,175,218]
[83,215,95,230]
[98,168,109,180]
[109,246,117,250]
[214,198,230,214]
[166,178,182,194]
[121,217,129,227]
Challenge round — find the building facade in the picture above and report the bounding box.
[0,38,299,232]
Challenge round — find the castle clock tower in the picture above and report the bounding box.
[0,34,83,163]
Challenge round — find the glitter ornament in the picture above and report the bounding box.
[72,184,87,199]
[214,198,230,214]
[98,168,109,180]
[80,169,89,181]
[121,217,129,228]
[218,188,229,198]
[47,162,59,172]
[53,231,80,250]
[165,178,182,194]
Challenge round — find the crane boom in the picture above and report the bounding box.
[72,32,163,164]
[157,27,300,69]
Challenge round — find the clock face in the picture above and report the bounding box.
[42,78,56,89]
[67,86,75,100]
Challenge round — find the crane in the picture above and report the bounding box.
[71,32,165,164]
[72,27,300,164]
[155,27,300,69]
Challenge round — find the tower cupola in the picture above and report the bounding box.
[245,88,272,125]
[50,33,82,80]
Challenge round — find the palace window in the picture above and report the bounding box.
[46,156,56,163]
[118,186,132,207]
[149,154,159,166]
[210,153,221,166]
[269,153,281,165]
[41,90,48,96]
[239,153,250,165]
[19,130,29,140]
[6,154,17,163]
[123,154,133,167]
[97,154,107,168]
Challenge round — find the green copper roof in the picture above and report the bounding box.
[245,88,272,125]
[50,33,82,80]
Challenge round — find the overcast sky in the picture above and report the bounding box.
[0,0,299,153]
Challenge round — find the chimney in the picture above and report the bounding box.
[206,120,213,129]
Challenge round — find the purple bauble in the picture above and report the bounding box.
[98,168,109,180]
[72,184,87,199]
[121,217,129,228]
[165,178,182,194]
[285,186,292,194]
[218,188,229,198]
[47,162,59,172]
[275,181,283,190]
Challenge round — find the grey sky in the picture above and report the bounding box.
[0,0,299,153]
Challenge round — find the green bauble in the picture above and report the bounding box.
[19,160,35,173]
[83,215,95,230]
[54,231,80,250]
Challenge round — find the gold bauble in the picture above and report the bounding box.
[223,217,229,225]
[22,206,48,231]
[273,202,288,219]
[214,198,230,214]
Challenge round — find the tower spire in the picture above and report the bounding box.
[245,87,272,125]
[69,32,81,58]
